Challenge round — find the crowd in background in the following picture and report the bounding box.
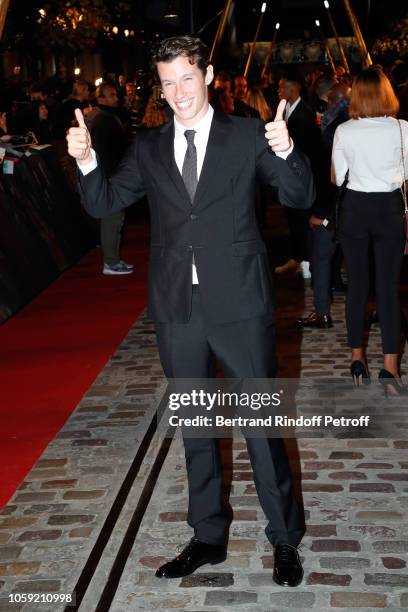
[1,58,407,146]
[1,55,408,387]
[0,68,156,144]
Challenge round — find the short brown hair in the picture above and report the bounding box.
[151,35,210,80]
[349,67,399,119]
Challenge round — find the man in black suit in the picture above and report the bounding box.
[85,84,125,175]
[275,71,321,279]
[86,82,133,275]
[67,35,314,587]
[297,82,350,329]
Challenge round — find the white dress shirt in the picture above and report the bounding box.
[331,116,408,192]
[173,105,213,183]
[284,97,301,122]
[173,106,214,283]
[78,103,294,284]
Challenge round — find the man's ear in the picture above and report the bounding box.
[205,65,214,86]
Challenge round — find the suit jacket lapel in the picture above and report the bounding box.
[288,100,306,126]
[157,120,191,207]
[194,111,231,208]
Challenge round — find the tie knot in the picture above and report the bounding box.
[184,129,196,145]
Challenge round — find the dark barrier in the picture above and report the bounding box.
[0,144,96,324]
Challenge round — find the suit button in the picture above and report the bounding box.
[190,214,198,220]
[292,162,298,168]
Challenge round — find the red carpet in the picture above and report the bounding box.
[0,223,149,509]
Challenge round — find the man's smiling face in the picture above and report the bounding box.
[157,55,213,127]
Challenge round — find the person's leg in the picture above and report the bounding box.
[207,316,304,547]
[339,193,370,359]
[155,288,227,546]
[100,210,125,267]
[312,226,336,316]
[276,208,310,276]
[372,193,405,376]
[207,315,277,379]
[331,243,346,292]
[297,225,336,328]
[285,208,310,264]
[113,210,125,262]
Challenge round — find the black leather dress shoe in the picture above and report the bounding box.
[296,311,333,329]
[273,543,303,587]
[155,538,227,578]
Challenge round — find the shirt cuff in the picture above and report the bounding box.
[275,139,294,160]
[77,148,97,175]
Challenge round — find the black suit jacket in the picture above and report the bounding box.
[287,99,321,163]
[78,111,314,325]
[288,99,331,215]
[85,106,127,176]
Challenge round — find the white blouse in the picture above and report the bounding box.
[331,116,408,192]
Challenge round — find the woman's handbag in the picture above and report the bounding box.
[397,119,408,254]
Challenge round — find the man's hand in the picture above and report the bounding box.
[309,215,325,230]
[265,99,292,153]
[66,108,92,165]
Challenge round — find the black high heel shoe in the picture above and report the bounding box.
[378,369,408,397]
[350,361,370,387]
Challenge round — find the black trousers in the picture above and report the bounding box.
[339,189,405,353]
[100,210,125,266]
[310,225,336,316]
[285,207,310,262]
[155,287,305,547]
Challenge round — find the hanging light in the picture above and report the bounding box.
[95,77,103,86]
[74,67,81,75]
[275,22,280,30]
[315,19,320,27]
[244,1,268,78]
[164,1,178,19]
[112,26,119,34]
[124,29,130,37]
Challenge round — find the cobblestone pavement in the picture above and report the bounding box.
[1,253,408,611]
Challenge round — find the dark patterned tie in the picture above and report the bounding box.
[182,129,198,204]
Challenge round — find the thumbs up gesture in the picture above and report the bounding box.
[66,108,92,165]
[264,99,292,153]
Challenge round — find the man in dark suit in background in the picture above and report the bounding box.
[67,35,314,587]
[86,82,133,275]
[275,71,321,279]
[297,82,350,329]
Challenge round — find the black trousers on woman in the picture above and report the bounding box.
[339,189,405,354]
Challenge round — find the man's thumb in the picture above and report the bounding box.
[75,108,87,128]
[274,98,287,122]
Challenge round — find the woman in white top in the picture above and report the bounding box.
[332,67,408,395]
